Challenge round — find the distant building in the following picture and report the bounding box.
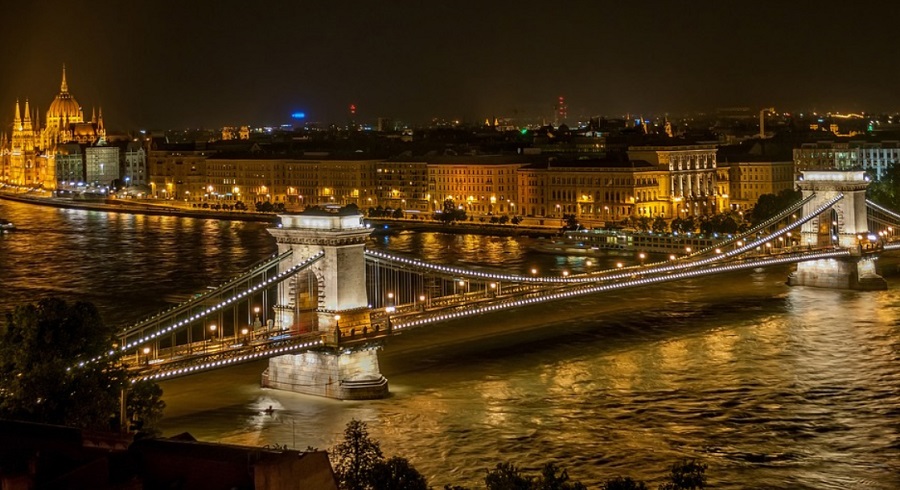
[123,141,147,186]
[793,140,900,180]
[627,143,719,217]
[1,65,107,189]
[85,145,119,186]
[55,143,84,184]
[427,155,523,216]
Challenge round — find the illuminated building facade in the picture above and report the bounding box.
[427,156,522,216]
[720,160,794,210]
[2,66,107,189]
[627,144,719,218]
[85,146,119,186]
[375,160,429,212]
[793,140,900,180]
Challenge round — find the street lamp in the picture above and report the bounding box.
[253,306,262,329]
[142,346,151,365]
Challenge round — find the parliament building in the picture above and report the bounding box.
[1,65,107,189]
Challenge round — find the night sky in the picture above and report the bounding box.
[2,0,899,130]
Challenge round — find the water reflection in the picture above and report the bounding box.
[0,199,898,489]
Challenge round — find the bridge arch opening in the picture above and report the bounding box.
[289,268,324,333]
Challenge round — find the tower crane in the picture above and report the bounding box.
[759,107,776,138]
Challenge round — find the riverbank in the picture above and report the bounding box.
[0,190,559,237]
[0,191,277,223]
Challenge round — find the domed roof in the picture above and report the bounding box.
[47,65,82,120]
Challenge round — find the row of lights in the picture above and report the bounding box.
[136,338,325,382]
[118,252,324,355]
[392,249,851,332]
[124,250,290,334]
[686,193,816,259]
[368,196,840,322]
[367,196,832,289]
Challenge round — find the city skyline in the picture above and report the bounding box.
[2,1,899,130]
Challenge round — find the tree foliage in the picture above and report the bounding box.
[602,476,648,490]
[434,199,468,223]
[370,456,429,490]
[867,165,900,210]
[485,462,533,490]
[0,298,164,432]
[658,459,707,490]
[331,419,385,490]
[749,188,801,225]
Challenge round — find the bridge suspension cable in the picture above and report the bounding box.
[391,249,851,333]
[116,251,324,354]
[120,249,295,338]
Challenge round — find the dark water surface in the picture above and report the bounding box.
[1,199,898,489]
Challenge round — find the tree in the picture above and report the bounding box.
[392,207,404,219]
[867,164,900,210]
[602,477,648,490]
[635,216,652,232]
[370,456,429,490]
[485,462,533,490]
[127,379,166,435]
[511,216,522,225]
[658,459,707,490]
[749,188,801,225]
[498,215,510,225]
[0,298,164,432]
[535,462,587,490]
[331,419,384,490]
[652,216,668,234]
[560,214,580,232]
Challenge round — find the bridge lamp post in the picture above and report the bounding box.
[142,346,151,365]
[241,327,249,343]
[765,242,772,253]
[387,292,394,310]
[531,268,538,275]
[562,270,569,277]
[334,314,342,344]
[489,282,497,298]
[208,324,217,351]
[685,246,692,255]
[638,252,646,265]
[253,306,262,329]
[419,294,426,311]
[669,254,676,261]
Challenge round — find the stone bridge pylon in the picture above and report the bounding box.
[262,207,388,400]
[788,170,887,290]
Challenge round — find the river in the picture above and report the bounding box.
[0,198,897,489]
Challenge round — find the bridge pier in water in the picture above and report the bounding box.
[262,208,389,400]
[787,170,887,291]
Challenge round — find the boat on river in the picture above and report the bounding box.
[0,218,15,232]
[531,228,730,256]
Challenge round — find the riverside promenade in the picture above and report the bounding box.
[0,188,558,237]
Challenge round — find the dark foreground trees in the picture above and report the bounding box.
[331,419,428,490]
[0,298,164,433]
[331,420,708,490]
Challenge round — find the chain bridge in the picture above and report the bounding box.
[82,170,900,400]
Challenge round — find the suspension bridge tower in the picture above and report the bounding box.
[262,207,389,399]
[788,170,887,290]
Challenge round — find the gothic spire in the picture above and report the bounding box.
[23,100,31,122]
[14,99,21,124]
[61,64,68,93]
